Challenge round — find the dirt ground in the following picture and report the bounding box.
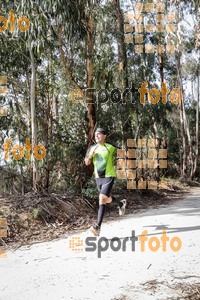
[0,180,191,250]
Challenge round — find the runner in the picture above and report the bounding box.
[84,127,127,236]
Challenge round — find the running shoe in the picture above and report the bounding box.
[89,224,100,236]
[119,199,127,216]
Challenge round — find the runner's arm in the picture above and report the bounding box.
[85,156,93,166]
[84,145,97,166]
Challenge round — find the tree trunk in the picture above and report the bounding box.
[175,6,193,179]
[114,0,128,88]
[113,0,132,141]
[191,69,199,179]
[58,25,96,143]
[45,169,50,191]
[55,95,59,122]
[158,54,164,83]
[176,53,188,178]
[28,40,38,191]
[86,10,96,143]
[58,8,96,188]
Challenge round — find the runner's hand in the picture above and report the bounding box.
[89,151,95,159]
[89,145,98,159]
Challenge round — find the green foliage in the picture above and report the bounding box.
[0,0,199,193]
[32,208,43,220]
[82,187,97,199]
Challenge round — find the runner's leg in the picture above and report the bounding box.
[109,196,123,207]
[97,200,106,228]
[94,179,105,230]
[96,178,115,228]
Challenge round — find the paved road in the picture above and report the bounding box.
[0,188,200,300]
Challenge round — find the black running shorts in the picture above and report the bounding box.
[95,177,115,197]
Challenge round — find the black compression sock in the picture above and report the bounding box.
[97,204,106,228]
[111,196,123,208]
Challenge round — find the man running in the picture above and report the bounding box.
[85,127,126,236]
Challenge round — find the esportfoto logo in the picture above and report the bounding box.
[0,217,8,258]
[0,10,30,33]
[69,230,182,258]
[117,138,168,190]
[68,82,182,105]
[124,1,177,54]
[0,75,8,117]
